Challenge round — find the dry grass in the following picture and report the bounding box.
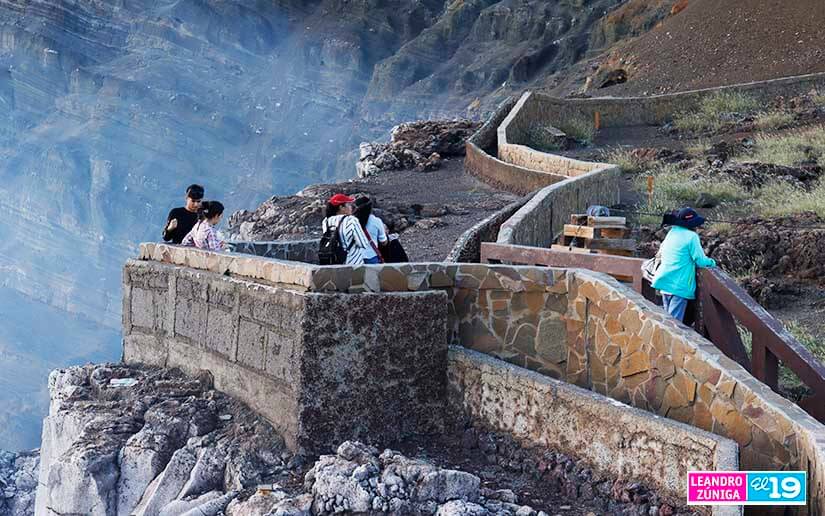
[748,125,825,167]
[811,95,825,108]
[685,138,712,157]
[753,110,795,131]
[603,148,651,173]
[673,91,760,133]
[633,163,748,223]
[558,116,597,144]
[755,179,825,218]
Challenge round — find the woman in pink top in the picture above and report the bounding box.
[181,200,226,251]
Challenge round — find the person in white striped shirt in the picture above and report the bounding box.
[321,193,371,265]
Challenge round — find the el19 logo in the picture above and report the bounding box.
[746,472,806,505]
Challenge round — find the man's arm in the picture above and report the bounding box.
[162,209,177,242]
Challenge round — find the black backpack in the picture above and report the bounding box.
[318,219,349,265]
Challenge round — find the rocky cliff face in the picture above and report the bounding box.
[0,449,37,516]
[0,0,628,450]
[35,363,293,516]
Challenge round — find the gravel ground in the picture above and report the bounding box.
[229,158,520,262]
[602,0,825,96]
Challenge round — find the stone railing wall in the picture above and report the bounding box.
[497,91,615,179]
[496,166,621,248]
[448,346,739,514]
[136,243,825,515]
[130,243,748,510]
[123,257,447,453]
[445,196,530,263]
[229,239,319,263]
[515,72,825,130]
[465,96,569,196]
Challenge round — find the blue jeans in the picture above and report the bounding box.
[662,294,688,322]
[364,256,381,264]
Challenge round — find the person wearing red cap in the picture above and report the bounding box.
[320,193,370,265]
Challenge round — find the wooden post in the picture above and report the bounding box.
[594,111,601,131]
[646,175,654,210]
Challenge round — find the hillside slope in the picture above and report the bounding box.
[589,0,825,95]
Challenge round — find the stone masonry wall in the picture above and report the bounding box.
[497,91,612,179]
[496,166,621,248]
[448,346,739,515]
[122,259,447,453]
[136,243,825,514]
[522,72,825,130]
[229,239,320,264]
[465,95,569,196]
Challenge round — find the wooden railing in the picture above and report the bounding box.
[481,242,825,423]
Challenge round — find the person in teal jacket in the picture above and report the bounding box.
[651,207,717,321]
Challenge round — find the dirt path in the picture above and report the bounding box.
[229,158,520,262]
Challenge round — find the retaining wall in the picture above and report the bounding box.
[137,243,825,515]
[497,92,614,178]
[511,72,825,131]
[465,96,568,195]
[122,258,447,453]
[445,196,530,263]
[448,346,738,514]
[229,239,319,264]
[496,166,621,247]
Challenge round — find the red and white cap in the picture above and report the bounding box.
[328,193,355,206]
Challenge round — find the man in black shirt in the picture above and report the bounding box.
[162,184,204,244]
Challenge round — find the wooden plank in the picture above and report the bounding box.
[481,243,645,287]
[595,249,635,257]
[551,244,596,254]
[600,227,630,239]
[582,238,637,251]
[699,268,825,410]
[699,287,751,372]
[564,224,596,239]
[588,216,626,226]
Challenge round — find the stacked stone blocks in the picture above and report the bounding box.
[124,259,447,453]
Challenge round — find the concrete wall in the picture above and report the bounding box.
[465,96,569,196]
[513,72,825,131]
[496,166,621,248]
[229,239,319,264]
[122,259,447,453]
[448,346,739,515]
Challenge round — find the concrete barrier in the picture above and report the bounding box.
[448,346,739,514]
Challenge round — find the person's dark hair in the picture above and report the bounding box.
[198,200,224,221]
[353,196,373,228]
[325,202,343,219]
[186,184,205,200]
